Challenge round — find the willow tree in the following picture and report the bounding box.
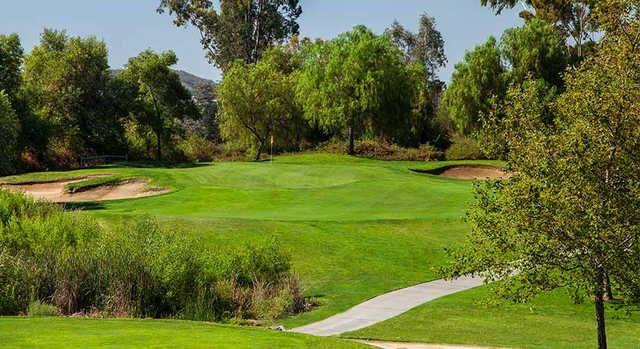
[217,49,300,161]
[297,26,419,154]
[445,3,640,348]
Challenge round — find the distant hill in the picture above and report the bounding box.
[110,69,216,92]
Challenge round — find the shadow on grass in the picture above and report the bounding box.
[104,161,211,169]
[63,201,107,211]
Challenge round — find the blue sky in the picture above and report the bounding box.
[1,1,524,82]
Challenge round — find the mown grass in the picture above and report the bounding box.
[343,286,640,349]
[5,154,640,346]
[64,175,133,193]
[0,317,369,349]
[1,154,492,328]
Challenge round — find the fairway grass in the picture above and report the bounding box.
[2,154,493,327]
[6,154,640,347]
[343,286,640,349]
[0,317,369,349]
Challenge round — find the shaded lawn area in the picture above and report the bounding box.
[342,286,640,349]
[0,317,369,349]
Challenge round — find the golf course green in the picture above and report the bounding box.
[3,154,639,348]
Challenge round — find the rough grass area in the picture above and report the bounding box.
[342,286,640,349]
[0,317,369,349]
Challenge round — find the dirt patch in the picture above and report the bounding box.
[359,340,514,349]
[412,165,509,180]
[1,176,170,203]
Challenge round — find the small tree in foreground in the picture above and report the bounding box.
[444,3,640,348]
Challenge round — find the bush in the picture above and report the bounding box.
[0,190,305,322]
[178,134,218,162]
[445,136,486,160]
[316,139,444,161]
[27,301,58,317]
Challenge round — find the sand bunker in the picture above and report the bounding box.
[412,165,509,180]
[1,176,170,203]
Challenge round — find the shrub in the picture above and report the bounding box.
[445,136,486,160]
[27,301,58,317]
[0,190,305,322]
[316,139,444,161]
[178,134,218,162]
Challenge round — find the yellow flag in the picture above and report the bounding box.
[270,135,274,145]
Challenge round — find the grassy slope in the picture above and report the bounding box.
[2,154,494,328]
[6,154,640,346]
[0,317,368,349]
[343,286,640,349]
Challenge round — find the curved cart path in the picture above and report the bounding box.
[291,276,484,337]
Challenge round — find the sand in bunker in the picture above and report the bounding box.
[1,176,170,203]
[439,165,509,180]
[413,165,510,180]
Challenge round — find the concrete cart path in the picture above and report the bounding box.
[291,276,484,337]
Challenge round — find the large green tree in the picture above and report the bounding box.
[217,48,301,161]
[297,26,419,154]
[0,90,20,175]
[445,3,640,348]
[501,18,568,87]
[23,29,131,156]
[388,14,449,147]
[120,50,199,161]
[0,34,23,106]
[441,37,506,135]
[481,0,597,59]
[157,0,302,70]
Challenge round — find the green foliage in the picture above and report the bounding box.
[218,48,302,160]
[0,91,21,175]
[501,18,568,87]
[23,29,132,156]
[120,50,199,161]
[158,0,302,70]
[297,26,419,154]
[441,37,506,135]
[0,33,24,104]
[444,7,640,347]
[445,136,485,161]
[27,301,59,317]
[0,190,303,321]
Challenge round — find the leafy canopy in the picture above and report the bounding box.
[120,50,198,160]
[158,0,302,70]
[446,2,640,347]
[217,47,301,161]
[297,26,420,154]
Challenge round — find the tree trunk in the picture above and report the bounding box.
[255,139,265,162]
[604,271,614,301]
[595,283,608,349]
[155,129,162,161]
[348,126,355,155]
